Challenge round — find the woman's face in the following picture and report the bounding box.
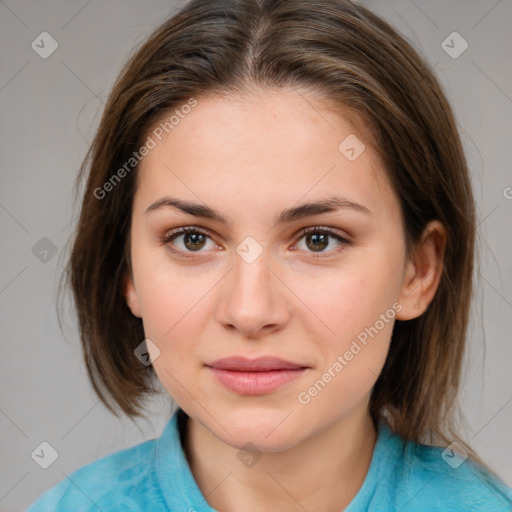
[125,88,411,451]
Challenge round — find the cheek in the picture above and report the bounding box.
[297,273,396,415]
[132,255,208,360]
[132,242,203,327]
[297,266,398,344]
[295,258,400,390]
[137,269,209,402]
[141,280,205,346]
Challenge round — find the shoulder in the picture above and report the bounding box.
[26,438,163,512]
[396,437,512,511]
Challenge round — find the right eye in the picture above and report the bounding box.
[160,226,219,257]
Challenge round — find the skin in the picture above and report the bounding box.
[123,87,446,511]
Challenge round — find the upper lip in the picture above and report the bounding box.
[206,356,308,372]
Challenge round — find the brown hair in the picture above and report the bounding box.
[58,0,492,474]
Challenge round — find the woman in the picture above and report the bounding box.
[28,0,512,510]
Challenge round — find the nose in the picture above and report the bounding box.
[214,248,291,339]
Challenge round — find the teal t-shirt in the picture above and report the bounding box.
[27,407,512,511]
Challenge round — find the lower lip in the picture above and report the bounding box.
[207,367,307,395]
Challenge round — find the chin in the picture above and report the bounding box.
[206,406,306,453]
[223,429,302,454]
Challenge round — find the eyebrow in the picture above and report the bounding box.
[144,195,372,226]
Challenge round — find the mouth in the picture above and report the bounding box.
[205,356,309,395]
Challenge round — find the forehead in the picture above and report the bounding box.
[133,88,399,224]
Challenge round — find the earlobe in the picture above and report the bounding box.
[123,274,142,318]
[395,220,447,321]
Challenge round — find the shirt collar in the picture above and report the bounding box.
[345,418,404,510]
[156,407,218,511]
[156,407,402,511]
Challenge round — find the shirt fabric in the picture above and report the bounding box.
[27,407,512,511]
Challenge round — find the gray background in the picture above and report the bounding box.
[1,0,511,510]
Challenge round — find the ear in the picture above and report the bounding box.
[396,220,447,320]
[123,273,142,318]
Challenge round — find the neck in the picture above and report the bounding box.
[183,405,378,512]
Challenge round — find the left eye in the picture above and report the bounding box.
[161,226,351,258]
[294,226,351,257]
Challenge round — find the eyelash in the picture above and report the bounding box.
[160,225,352,260]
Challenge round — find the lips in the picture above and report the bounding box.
[205,356,309,395]
[205,356,307,372]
